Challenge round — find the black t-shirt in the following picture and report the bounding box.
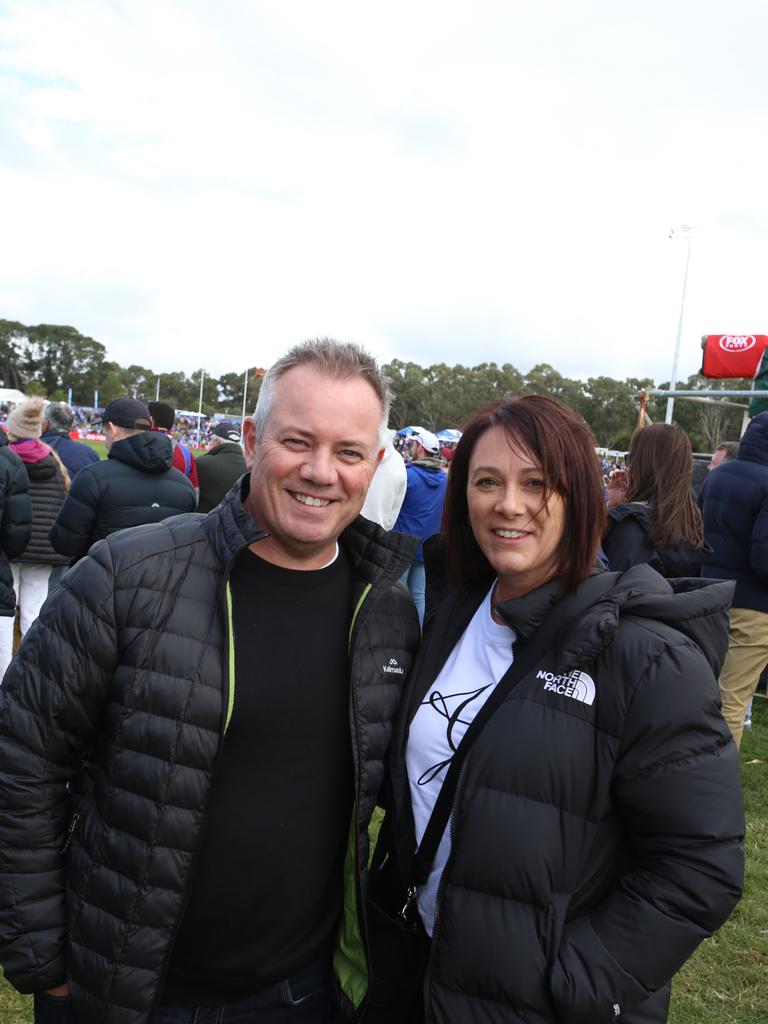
[163,545,354,1003]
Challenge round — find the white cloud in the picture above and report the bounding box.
[1,0,767,388]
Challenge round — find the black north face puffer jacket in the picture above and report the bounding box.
[386,564,745,1024]
[0,480,420,1023]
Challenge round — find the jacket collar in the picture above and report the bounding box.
[203,477,266,567]
[108,431,174,473]
[493,577,570,640]
[204,475,419,583]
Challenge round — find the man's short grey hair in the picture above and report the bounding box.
[44,402,75,432]
[252,338,392,441]
[716,441,740,461]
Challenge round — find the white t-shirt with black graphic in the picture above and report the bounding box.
[406,583,516,936]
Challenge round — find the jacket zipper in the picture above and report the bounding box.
[422,759,469,1024]
[151,563,236,1009]
[345,583,371,1002]
[60,811,80,856]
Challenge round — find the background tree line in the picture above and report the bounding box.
[386,358,751,452]
[0,319,751,452]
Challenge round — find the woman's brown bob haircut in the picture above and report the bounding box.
[442,395,607,591]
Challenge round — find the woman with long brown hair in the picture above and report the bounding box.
[603,422,708,576]
[369,396,742,1024]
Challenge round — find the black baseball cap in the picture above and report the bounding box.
[101,397,152,430]
[212,420,241,442]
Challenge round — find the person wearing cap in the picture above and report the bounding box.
[41,402,100,479]
[6,396,71,637]
[196,420,247,514]
[148,400,200,504]
[48,396,196,563]
[392,427,448,624]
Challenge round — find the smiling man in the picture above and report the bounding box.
[0,339,420,1024]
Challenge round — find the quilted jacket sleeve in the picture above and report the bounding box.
[0,454,31,561]
[749,497,768,585]
[0,540,119,993]
[549,640,745,1022]
[47,468,99,561]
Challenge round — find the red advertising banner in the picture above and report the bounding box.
[701,335,768,378]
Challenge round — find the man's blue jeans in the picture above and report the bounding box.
[33,960,332,1024]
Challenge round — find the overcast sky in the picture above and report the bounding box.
[1,1,766,386]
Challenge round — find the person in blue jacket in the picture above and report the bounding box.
[41,403,100,480]
[393,428,448,624]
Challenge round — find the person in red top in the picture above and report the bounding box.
[148,401,199,506]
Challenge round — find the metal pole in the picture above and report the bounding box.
[651,389,768,398]
[665,234,692,424]
[240,367,249,447]
[197,369,205,446]
[67,386,72,405]
[156,377,161,401]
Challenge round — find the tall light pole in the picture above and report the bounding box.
[196,369,205,446]
[666,225,693,424]
[240,367,249,436]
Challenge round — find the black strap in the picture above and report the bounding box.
[411,571,617,886]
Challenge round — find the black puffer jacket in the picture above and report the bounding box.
[698,411,768,611]
[386,564,744,1024]
[603,502,710,578]
[0,432,31,615]
[10,438,69,567]
[49,431,196,561]
[0,480,420,1023]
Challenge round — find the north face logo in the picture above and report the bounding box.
[537,668,596,705]
[383,658,404,675]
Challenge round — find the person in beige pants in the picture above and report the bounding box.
[698,412,768,748]
[717,608,768,747]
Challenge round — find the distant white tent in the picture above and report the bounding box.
[0,389,27,404]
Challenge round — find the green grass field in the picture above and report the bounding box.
[1,701,766,1022]
[81,439,207,460]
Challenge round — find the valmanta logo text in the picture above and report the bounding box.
[537,669,596,705]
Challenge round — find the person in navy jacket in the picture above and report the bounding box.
[41,403,100,480]
[699,411,768,746]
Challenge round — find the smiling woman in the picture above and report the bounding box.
[442,395,605,593]
[370,395,745,1024]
